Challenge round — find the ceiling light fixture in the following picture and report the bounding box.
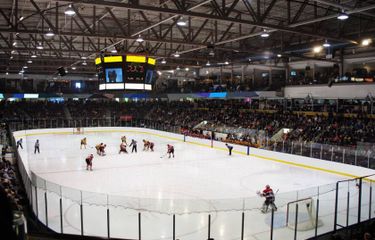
[206,61,211,66]
[111,49,117,53]
[31,54,37,58]
[277,54,282,58]
[27,60,32,64]
[173,52,180,58]
[36,42,43,50]
[224,61,229,65]
[313,46,322,53]
[45,28,55,37]
[260,29,270,38]
[177,17,187,26]
[361,38,372,46]
[64,4,76,16]
[161,59,167,64]
[136,35,144,43]
[82,61,87,66]
[72,66,77,70]
[322,40,331,48]
[176,66,181,70]
[337,10,349,20]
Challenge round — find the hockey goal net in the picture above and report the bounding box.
[73,127,84,134]
[286,197,323,231]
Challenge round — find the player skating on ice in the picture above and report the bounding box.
[34,139,40,154]
[143,139,150,151]
[17,138,23,149]
[121,136,127,144]
[167,144,174,158]
[258,185,277,213]
[225,143,233,155]
[99,144,106,156]
[80,137,87,149]
[149,141,154,152]
[129,139,137,153]
[95,143,103,155]
[85,154,94,171]
[119,141,128,154]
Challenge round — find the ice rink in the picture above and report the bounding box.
[15,128,375,240]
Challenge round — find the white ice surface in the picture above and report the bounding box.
[15,128,375,240]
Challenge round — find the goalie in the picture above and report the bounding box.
[258,185,277,213]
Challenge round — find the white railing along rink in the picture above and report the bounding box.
[13,127,375,240]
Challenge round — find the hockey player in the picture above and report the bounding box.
[143,139,150,151]
[167,144,174,158]
[80,137,87,149]
[129,139,137,153]
[85,154,94,171]
[149,141,154,152]
[99,144,107,156]
[119,141,128,154]
[225,143,233,155]
[95,143,103,155]
[16,138,23,149]
[121,136,127,144]
[34,139,40,154]
[258,185,277,213]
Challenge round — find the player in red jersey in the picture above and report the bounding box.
[258,185,277,213]
[167,144,174,158]
[85,154,94,171]
[119,142,128,154]
[143,139,150,151]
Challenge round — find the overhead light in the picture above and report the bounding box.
[224,61,229,65]
[36,42,43,50]
[11,50,15,54]
[18,72,22,75]
[157,71,162,75]
[176,66,180,70]
[260,29,270,38]
[161,59,167,64]
[6,72,9,75]
[322,40,331,48]
[10,56,13,60]
[89,78,93,81]
[277,54,282,58]
[136,35,144,43]
[111,49,117,53]
[82,61,87,66]
[12,41,17,46]
[23,66,28,69]
[45,28,55,37]
[185,67,189,71]
[53,77,57,80]
[173,52,180,57]
[361,38,372,46]
[206,61,211,66]
[31,54,37,58]
[177,17,187,26]
[337,10,349,20]
[95,74,98,77]
[72,66,77,70]
[209,50,215,56]
[64,4,76,16]
[27,60,32,64]
[248,58,252,62]
[19,16,24,21]
[313,46,322,53]
[81,56,87,60]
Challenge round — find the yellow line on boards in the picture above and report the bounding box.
[13,129,375,182]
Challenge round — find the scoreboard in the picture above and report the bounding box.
[96,55,156,91]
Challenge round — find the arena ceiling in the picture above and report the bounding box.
[0,0,375,75]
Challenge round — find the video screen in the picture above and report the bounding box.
[105,68,123,83]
